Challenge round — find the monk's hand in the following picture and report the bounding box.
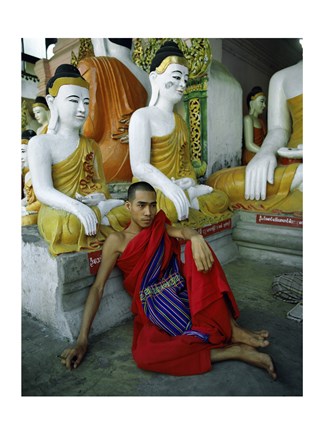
[59,342,87,370]
[191,234,214,272]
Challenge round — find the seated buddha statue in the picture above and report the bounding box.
[27,64,126,256]
[242,86,267,165]
[207,60,303,215]
[32,96,50,135]
[21,129,40,226]
[126,41,231,228]
[77,38,151,183]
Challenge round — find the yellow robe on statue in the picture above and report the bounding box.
[37,136,118,256]
[22,171,41,226]
[287,94,302,148]
[134,113,231,227]
[206,94,303,215]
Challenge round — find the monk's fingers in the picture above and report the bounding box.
[58,348,77,369]
[194,253,213,272]
[65,350,80,370]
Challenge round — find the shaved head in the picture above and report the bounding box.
[127,182,156,202]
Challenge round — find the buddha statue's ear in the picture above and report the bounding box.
[149,71,159,106]
[46,95,58,134]
[45,94,54,107]
[248,99,255,115]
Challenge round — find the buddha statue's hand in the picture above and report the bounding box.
[277,146,303,159]
[171,177,196,190]
[164,182,190,221]
[245,150,277,200]
[75,192,106,206]
[97,199,125,219]
[73,201,98,236]
[21,206,28,216]
[21,204,37,216]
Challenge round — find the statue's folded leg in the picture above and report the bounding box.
[206,164,302,214]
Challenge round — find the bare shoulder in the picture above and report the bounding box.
[243,115,253,126]
[130,107,151,124]
[28,134,54,155]
[102,231,128,256]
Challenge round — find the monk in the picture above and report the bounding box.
[60,181,277,379]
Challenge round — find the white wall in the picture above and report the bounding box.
[21,76,39,100]
[206,59,243,175]
[222,49,271,117]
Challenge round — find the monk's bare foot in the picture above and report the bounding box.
[211,344,277,380]
[231,320,270,348]
[236,344,277,380]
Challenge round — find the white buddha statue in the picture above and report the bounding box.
[21,129,40,225]
[244,60,303,200]
[128,41,230,226]
[242,86,267,165]
[206,60,302,215]
[32,96,51,135]
[27,64,124,255]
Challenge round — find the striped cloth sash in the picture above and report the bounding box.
[140,240,209,342]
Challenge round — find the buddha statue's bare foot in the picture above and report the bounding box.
[187,185,213,200]
[231,319,270,348]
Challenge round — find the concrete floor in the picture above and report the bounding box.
[22,257,303,397]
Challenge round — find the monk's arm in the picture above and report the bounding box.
[60,234,121,369]
[166,225,214,272]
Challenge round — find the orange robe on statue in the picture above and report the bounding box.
[242,118,267,165]
[78,57,148,183]
[117,211,240,376]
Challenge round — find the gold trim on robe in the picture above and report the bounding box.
[134,113,231,228]
[37,136,116,255]
[287,94,303,148]
[207,93,303,215]
[207,164,302,215]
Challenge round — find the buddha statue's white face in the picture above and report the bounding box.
[53,84,90,129]
[155,63,189,105]
[32,106,49,125]
[250,95,266,116]
[21,144,28,169]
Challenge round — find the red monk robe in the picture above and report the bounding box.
[117,211,240,376]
